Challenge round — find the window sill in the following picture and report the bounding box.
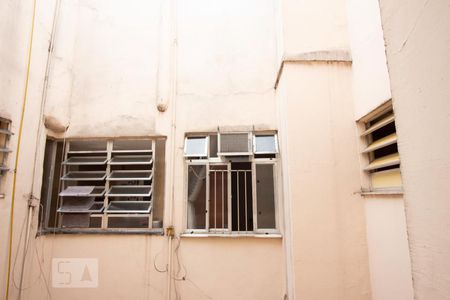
[360,189,403,197]
[37,228,164,236]
[180,232,282,239]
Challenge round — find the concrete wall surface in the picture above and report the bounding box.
[0,0,58,296]
[364,196,414,300]
[378,0,450,299]
[277,62,371,300]
[346,1,414,299]
[346,0,392,119]
[3,0,447,299]
[281,0,350,56]
[1,0,286,299]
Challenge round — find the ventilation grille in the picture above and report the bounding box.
[219,133,251,155]
[362,107,402,191]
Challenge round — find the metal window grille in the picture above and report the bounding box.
[48,139,157,230]
[187,161,277,234]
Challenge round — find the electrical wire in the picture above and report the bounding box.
[33,241,53,299]
[152,234,214,299]
[34,203,53,299]
[15,0,63,294]
[171,236,213,300]
[153,251,169,273]
[11,208,34,289]
[11,204,51,295]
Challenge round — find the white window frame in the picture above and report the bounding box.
[253,133,279,155]
[183,136,209,158]
[252,160,279,234]
[184,132,280,235]
[185,161,210,234]
[358,101,403,193]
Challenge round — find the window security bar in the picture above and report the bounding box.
[209,168,228,231]
[185,131,279,235]
[230,169,253,233]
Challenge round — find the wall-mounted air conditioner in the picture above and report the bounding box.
[217,132,252,156]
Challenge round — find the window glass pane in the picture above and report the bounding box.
[108,217,149,228]
[69,140,107,152]
[256,164,276,229]
[255,135,277,153]
[185,137,207,157]
[209,165,228,229]
[187,165,207,229]
[209,134,218,158]
[113,139,152,151]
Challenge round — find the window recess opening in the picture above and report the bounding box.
[184,131,280,235]
[39,138,166,233]
[361,103,403,192]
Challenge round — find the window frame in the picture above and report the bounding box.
[184,132,280,236]
[39,137,164,234]
[0,117,13,198]
[252,160,279,234]
[253,133,279,155]
[185,160,209,234]
[359,101,403,193]
[184,135,209,158]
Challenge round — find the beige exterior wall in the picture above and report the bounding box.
[346,1,414,299]
[281,0,350,55]
[1,0,285,299]
[277,1,374,299]
[346,0,392,119]
[0,0,57,296]
[378,0,450,299]
[363,196,414,300]
[277,61,371,299]
[3,0,447,299]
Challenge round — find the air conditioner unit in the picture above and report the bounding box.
[217,132,252,156]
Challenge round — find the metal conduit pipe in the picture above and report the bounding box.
[17,0,62,298]
[166,0,178,299]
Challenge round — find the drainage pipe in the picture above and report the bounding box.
[165,0,178,299]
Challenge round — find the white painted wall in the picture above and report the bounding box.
[282,0,350,56]
[48,0,163,137]
[379,0,450,299]
[364,196,414,300]
[277,62,372,300]
[1,0,286,299]
[5,0,444,299]
[0,0,58,296]
[346,1,414,299]
[346,0,392,119]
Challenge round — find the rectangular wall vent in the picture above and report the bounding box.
[218,133,251,156]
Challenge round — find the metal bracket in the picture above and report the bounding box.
[165,226,175,237]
